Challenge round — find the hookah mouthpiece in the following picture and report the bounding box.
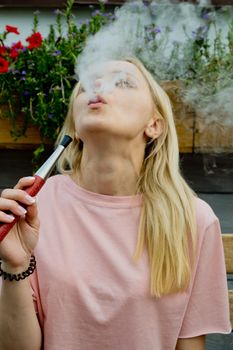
[0,135,73,242]
[60,135,73,148]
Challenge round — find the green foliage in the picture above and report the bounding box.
[0,0,233,158]
[0,0,112,143]
[182,14,233,110]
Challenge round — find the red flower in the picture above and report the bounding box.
[0,57,9,73]
[0,46,7,56]
[26,32,43,50]
[10,48,19,59]
[10,41,24,59]
[12,41,24,50]
[5,25,20,35]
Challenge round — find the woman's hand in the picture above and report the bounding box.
[0,176,40,270]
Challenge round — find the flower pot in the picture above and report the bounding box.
[0,113,53,150]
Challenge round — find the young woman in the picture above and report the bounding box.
[0,57,231,350]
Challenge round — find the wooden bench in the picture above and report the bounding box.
[222,234,233,328]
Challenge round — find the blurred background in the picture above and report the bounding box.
[0,1,232,348]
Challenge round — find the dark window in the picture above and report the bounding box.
[0,0,232,7]
[212,0,233,4]
[0,0,124,6]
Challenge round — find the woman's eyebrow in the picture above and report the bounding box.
[111,70,140,82]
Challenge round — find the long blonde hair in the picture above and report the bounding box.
[56,57,197,297]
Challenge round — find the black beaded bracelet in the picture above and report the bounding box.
[0,255,36,281]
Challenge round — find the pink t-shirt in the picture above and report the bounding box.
[28,174,231,349]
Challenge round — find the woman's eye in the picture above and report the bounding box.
[79,85,86,93]
[115,79,135,88]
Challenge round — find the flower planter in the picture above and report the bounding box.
[0,81,232,153]
[0,113,53,150]
[194,115,233,153]
[163,81,233,153]
[162,80,195,153]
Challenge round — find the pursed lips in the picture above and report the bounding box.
[88,95,107,107]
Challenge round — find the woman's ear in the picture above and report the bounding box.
[74,131,84,150]
[145,116,164,140]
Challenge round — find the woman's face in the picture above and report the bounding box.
[73,60,156,144]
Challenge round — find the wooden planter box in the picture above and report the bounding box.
[0,117,47,150]
[0,101,53,150]
[162,81,194,153]
[0,83,232,153]
[194,117,233,153]
[163,81,233,153]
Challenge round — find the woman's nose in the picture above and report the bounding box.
[93,79,103,89]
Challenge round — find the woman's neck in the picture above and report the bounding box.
[71,150,143,196]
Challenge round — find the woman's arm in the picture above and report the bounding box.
[0,177,42,349]
[175,335,205,350]
[0,273,42,350]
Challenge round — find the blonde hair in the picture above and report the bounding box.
[56,57,197,297]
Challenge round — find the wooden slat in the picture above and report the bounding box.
[162,80,233,153]
[222,234,233,328]
[229,290,233,328]
[161,80,194,153]
[0,117,52,150]
[195,119,233,153]
[222,234,233,274]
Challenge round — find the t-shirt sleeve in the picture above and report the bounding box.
[179,218,232,338]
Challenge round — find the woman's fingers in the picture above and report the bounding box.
[0,211,15,223]
[0,196,27,217]
[14,176,36,190]
[0,177,40,266]
[25,201,39,228]
[1,188,36,206]
[0,177,36,223]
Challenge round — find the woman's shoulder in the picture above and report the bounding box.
[37,173,68,198]
[45,173,69,186]
[46,173,66,186]
[194,196,220,235]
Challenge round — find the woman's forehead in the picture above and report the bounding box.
[104,60,137,72]
[88,60,144,81]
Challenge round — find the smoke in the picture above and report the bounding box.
[76,1,201,82]
[75,0,233,153]
[186,85,233,126]
[76,2,152,97]
[76,0,215,82]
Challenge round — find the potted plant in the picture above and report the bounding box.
[134,3,233,154]
[0,0,113,158]
[179,9,233,153]
[0,0,232,158]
